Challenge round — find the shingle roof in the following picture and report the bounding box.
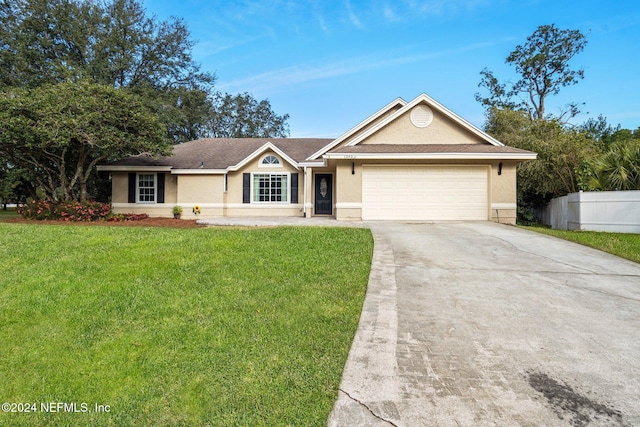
[103,139,535,171]
[105,138,333,169]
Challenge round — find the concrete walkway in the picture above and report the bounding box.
[328,222,640,427]
[198,216,368,228]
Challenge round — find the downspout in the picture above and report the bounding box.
[303,166,308,218]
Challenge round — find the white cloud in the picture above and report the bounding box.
[345,0,364,29]
[217,41,496,94]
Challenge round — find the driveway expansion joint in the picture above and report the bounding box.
[338,389,399,427]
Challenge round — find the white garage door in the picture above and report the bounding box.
[362,165,489,220]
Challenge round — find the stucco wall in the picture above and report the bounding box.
[359,107,486,145]
[110,151,308,219]
[165,174,178,205]
[342,104,404,144]
[111,172,177,217]
[212,150,303,218]
[112,173,129,204]
[489,162,517,224]
[175,174,224,218]
[335,161,361,220]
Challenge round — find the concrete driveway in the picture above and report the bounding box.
[328,222,640,427]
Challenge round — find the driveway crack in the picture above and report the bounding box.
[339,389,399,427]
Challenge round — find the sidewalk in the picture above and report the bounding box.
[197,216,368,228]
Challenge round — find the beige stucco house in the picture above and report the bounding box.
[97,93,536,224]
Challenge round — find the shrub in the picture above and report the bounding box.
[17,199,112,221]
[17,200,151,222]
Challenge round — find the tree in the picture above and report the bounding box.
[484,108,600,214]
[578,115,620,150]
[0,162,28,208]
[0,81,171,201]
[0,0,214,90]
[209,92,290,138]
[476,24,588,121]
[0,0,216,143]
[0,0,291,145]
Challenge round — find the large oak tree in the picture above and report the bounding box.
[0,81,170,201]
[0,0,290,202]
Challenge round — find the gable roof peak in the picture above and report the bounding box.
[341,92,504,147]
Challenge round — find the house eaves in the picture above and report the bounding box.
[324,144,537,161]
[170,169,227,174]
[96,165,173,172]
[306,97,407,161]
[324,152,537,160]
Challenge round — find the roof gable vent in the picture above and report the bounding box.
[410,105,433,128]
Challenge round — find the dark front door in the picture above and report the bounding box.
[315,174,333,215]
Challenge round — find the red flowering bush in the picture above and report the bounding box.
[17,199,113,221]
[17,200,151,222]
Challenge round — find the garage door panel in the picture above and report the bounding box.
[362,166,488,221]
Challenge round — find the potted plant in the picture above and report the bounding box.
[172,205,183,219]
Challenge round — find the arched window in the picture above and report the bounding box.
[261,155,280,166]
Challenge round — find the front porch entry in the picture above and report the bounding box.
[314,174,333,215]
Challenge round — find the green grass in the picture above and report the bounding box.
[523,226,640,263]
[0,224,373,426]
[0,207,18,219]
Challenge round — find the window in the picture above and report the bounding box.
[253,173,288,202]
[137,173,156,203]
[261,155,280,166]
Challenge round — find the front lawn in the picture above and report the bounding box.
[0,207,18,219]
[0,224,373,426]
[523,226,640,263]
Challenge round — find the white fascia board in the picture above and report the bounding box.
[170,169,227,174]
[305,97,408,161]
[419,93,504,146]
[96,165,173,172]
[345,93,505,147]
[323,152,537,160]
[298,161,326,167]
[229,141,300,171]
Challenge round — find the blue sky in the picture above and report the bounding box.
[142,0,640,138]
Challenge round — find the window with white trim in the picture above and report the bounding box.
[253,173,288,202]
[260,155,280,167]
[137,173,156,203]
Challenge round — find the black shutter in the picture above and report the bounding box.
[157,173,165,203]
[128,173,136,203]
[243,173,250,203]
[291,173,298,204]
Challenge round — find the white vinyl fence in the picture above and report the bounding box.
[539,190,640,233]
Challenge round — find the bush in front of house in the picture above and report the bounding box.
[16,199,148,222]
[16,200,149,222]
[17,199,111,221]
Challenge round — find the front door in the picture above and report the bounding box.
[315,174,333,215]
